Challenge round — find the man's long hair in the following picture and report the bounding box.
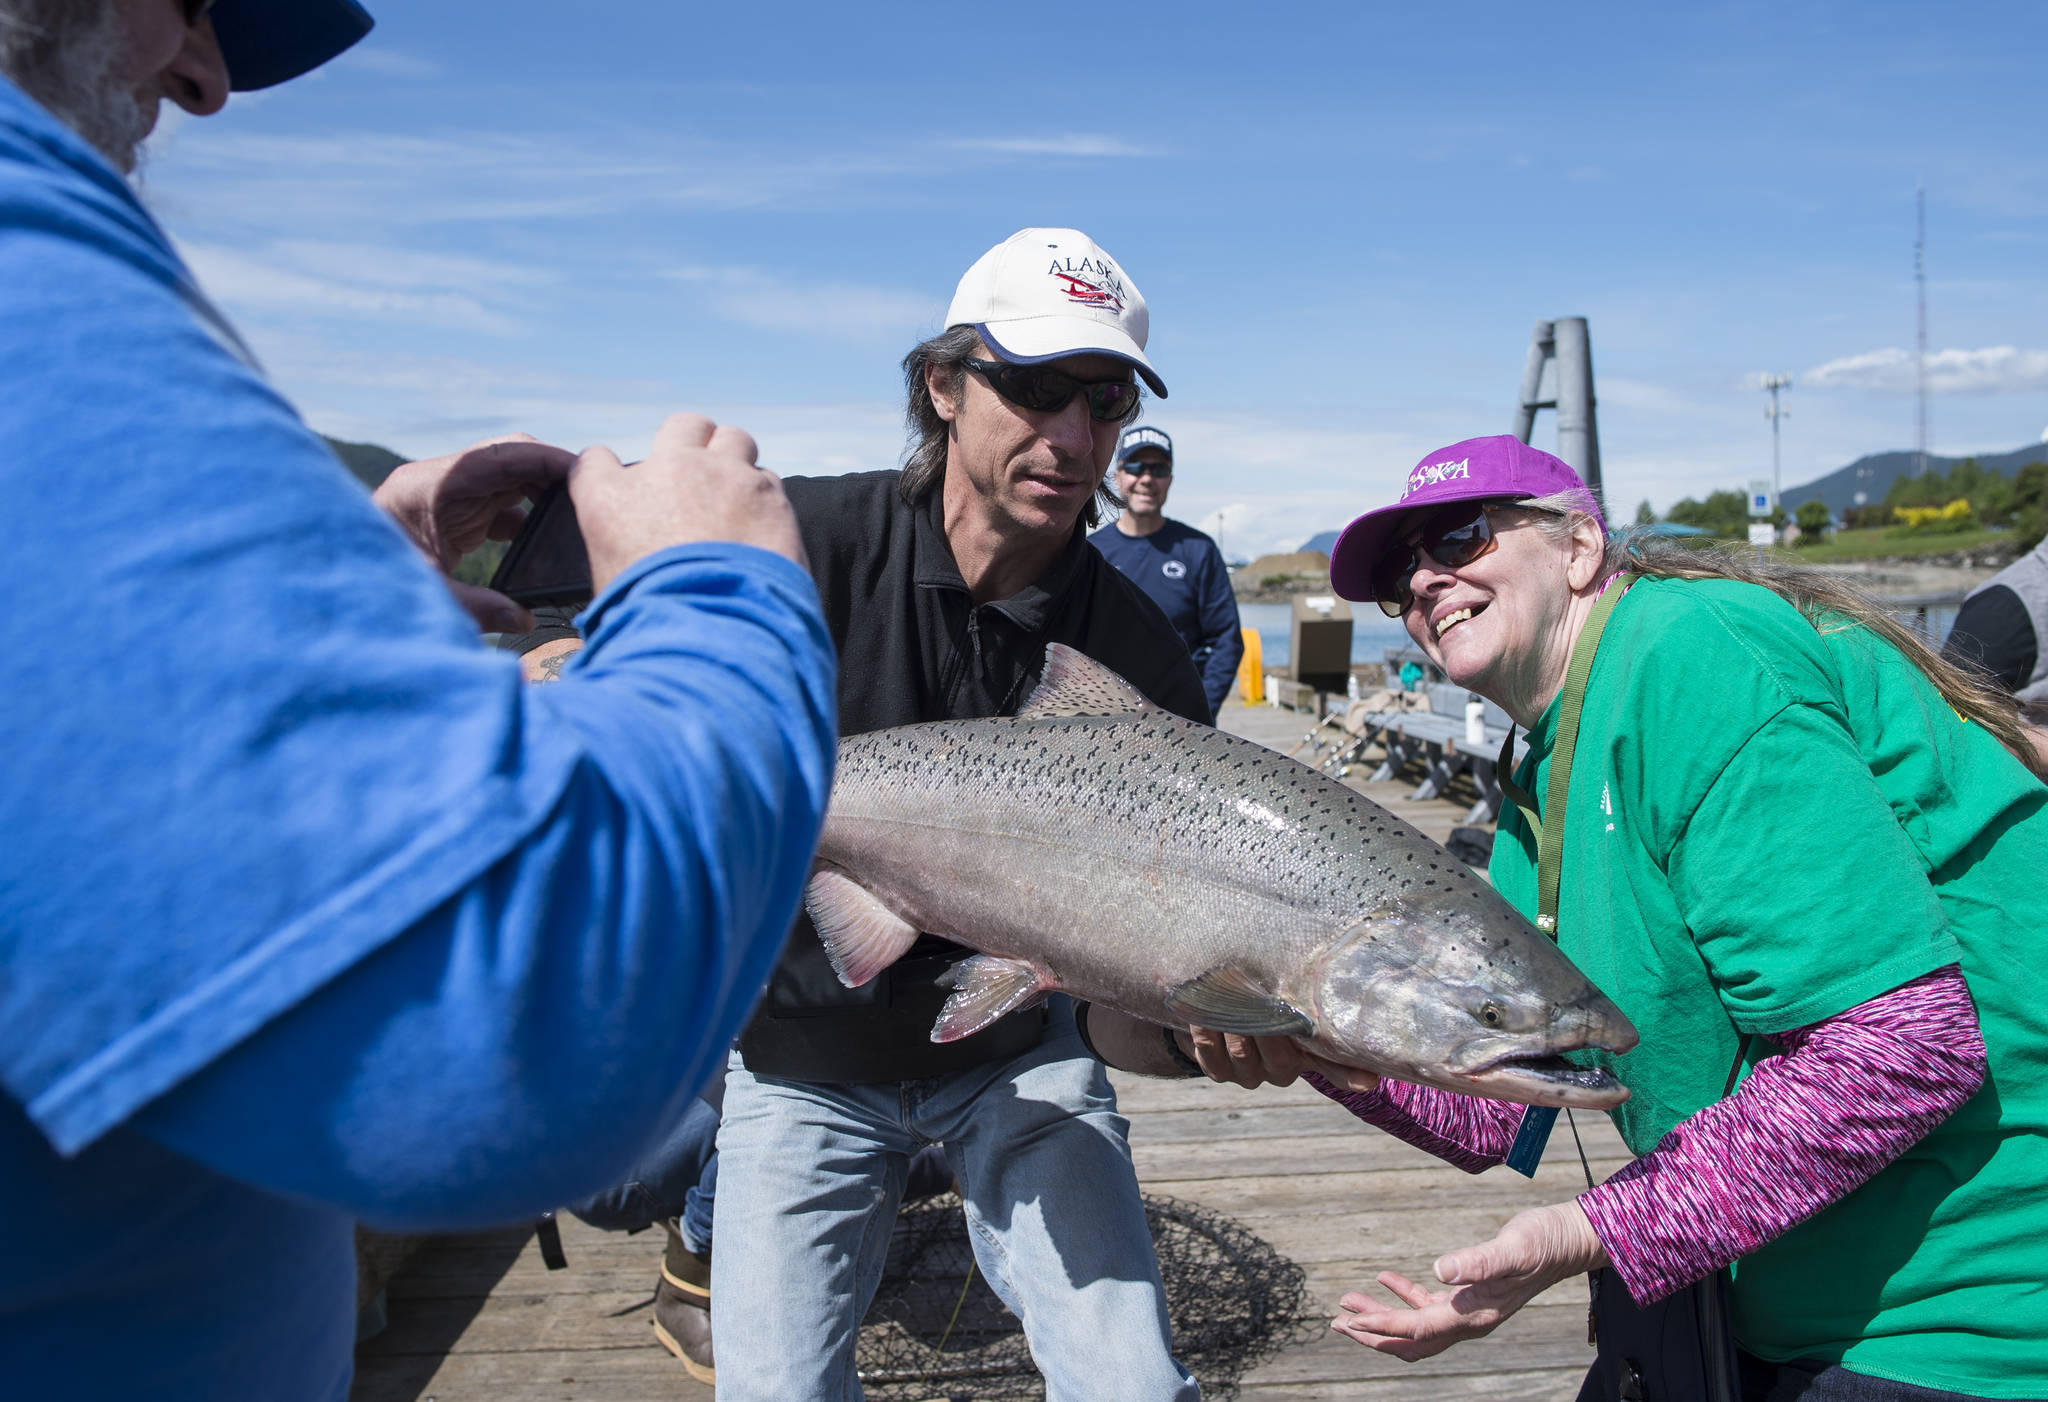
[1523,492,2047,778]
[897,325,1124,531]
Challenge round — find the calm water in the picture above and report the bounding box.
[1237,601,1410,669]
[1237,600,1959,670]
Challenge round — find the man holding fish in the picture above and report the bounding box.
[521,229,1215,1401]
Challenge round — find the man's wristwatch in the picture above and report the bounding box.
[1162,1026,1205,1079]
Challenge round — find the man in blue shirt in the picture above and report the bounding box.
[0,3,837,1397]
[1089,426,1245,719]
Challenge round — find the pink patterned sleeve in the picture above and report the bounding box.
[1304,1072,1525,1174]
[1580,964,1986,1305]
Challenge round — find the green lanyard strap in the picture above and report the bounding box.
[1495,574,1636,934]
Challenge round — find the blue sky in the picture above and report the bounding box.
[140,1,2048,558]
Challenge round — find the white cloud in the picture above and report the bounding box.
[1599,377,1704,416]
[148,124,949,229]
[247,330,907,473]
[948,134,1156,159]
[179,241,532,336]
[1101,414,1428,560]
[1803,345,2048,396]
[665,265,938,342]
[332,47,444,80]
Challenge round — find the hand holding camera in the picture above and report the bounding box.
[571,413,807,598]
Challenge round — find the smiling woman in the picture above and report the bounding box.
[1307,434,2048,1399]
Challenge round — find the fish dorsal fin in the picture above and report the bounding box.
[1166,967,1316,1037]
[1016,642,1159,719]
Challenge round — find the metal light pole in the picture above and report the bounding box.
[1761,374,1791,510]
[1915,184,1929,478]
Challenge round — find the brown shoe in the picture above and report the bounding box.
[653,1222,714,1384]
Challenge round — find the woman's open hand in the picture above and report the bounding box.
[1330,1200,1606,1362]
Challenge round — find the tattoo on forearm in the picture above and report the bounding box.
[534,651,568,682]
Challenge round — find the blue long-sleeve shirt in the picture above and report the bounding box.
[0,78,836,1399]
[1088,518,1244,718]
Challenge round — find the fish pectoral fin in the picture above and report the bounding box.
[805,865,921,988]
[929,955,1050,1043]
[1165,967,1316,1037]
[1015,643,1161,719]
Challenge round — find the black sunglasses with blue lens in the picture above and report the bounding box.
[963,358,1142,424]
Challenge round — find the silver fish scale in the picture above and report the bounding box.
[826,709,1504,1001]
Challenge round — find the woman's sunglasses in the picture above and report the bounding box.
[1372,500,1522,617]
[963,358,1142,424]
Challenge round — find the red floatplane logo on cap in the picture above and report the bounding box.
[1047,256,1126,314]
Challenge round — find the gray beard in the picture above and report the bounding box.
[0,0,151,174]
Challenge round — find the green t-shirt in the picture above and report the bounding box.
[1490,576,2048,1395]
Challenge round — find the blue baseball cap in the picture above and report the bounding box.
[211,0,375,91]
[1116,426,1173,464]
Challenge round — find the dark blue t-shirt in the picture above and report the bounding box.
[1088,518,1243,718]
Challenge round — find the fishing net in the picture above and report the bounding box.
[855,1191,1315,1401]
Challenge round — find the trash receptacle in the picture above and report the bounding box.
[1289,593,1352,696]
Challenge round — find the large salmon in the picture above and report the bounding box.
[807,644,1636,1108]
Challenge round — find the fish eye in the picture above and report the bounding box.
[1479,1001,1504,1028]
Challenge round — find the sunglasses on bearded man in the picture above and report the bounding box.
[1371,499,1537,618]
[962,358,1143,424]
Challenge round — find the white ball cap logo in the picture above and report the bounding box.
[944,227,1166,398]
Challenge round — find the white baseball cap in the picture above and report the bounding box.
[944,228,1167,398]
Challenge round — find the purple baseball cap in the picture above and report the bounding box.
[1327,435,1604,602]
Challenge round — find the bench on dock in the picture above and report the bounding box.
[1301,683,1522,823]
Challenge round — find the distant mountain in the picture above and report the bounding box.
[1781,442,2048,518]
[323,435,405,490]
[1287,441,2048,540]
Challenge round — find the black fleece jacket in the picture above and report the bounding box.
[508,469,1208,1082]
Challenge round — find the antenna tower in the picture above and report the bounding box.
[1915,184,1929,477]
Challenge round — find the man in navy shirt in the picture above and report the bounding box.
[1090,426,1245,719]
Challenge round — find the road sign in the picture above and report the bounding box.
[1748,479,1773,518]
[1748,522,1775,548]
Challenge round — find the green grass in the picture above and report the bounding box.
[1764,527,2011,563]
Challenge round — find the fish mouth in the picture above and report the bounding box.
[1455,1051,1630,1109]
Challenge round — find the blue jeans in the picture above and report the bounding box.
[568,1096,719,1254]
[1739,1354,1994,1401]
[711,1002,1199,1402]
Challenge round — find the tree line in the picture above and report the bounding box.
[1644,457,2047,553]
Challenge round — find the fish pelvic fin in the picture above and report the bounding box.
[805,864,920,988]
[1166,967,1316,1037]
[1016,643,1160,719]
[930,954,1050,1043]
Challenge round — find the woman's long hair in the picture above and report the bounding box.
[1522,494,2048,780]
